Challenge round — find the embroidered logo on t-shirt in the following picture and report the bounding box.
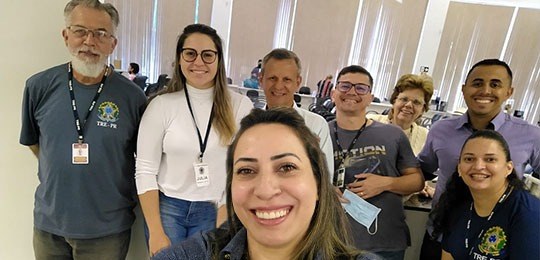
[479,226,507,257]
[96,101,119,129]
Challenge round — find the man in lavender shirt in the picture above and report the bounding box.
[418,59,540,259]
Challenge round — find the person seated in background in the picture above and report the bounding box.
[431,130,540,260]
[153,108,380,260]
[128,62,139,80]
[316,74,334,99]
[242,59,263,89]
[242,77,259,89]
[367,74,434,155]
[251,59,262,79]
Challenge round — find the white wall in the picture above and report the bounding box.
[1,1,65,258]
[0,1,147,259]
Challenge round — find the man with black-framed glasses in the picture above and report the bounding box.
[330,65,424,260]
[19,0,147,259]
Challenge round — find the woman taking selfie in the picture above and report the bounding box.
[154,108,380,259]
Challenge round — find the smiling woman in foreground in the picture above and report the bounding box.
[153,108,380,259]
[431,130,539,260]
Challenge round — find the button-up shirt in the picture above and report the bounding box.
[419,111,540,204]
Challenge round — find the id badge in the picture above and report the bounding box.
[72,143,89,164]
[335,166,345,188]
[193,162,210,187]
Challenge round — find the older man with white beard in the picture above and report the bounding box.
[19,0,146,259]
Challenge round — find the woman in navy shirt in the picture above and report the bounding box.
[431,130,539,259]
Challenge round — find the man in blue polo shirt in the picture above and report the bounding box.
[418,58,540,259]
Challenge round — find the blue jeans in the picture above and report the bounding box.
[145,192,217,244]
[374,250,405,260]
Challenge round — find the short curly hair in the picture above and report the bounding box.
[389,74,434,113]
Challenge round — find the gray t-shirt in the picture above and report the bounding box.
[330,120,419,252]
[20,63,147,239]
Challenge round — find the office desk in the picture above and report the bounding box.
[403,194,432,260]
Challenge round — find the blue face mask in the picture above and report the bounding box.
[342,189,381,235]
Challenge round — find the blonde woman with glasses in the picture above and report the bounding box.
[368,74,434,155]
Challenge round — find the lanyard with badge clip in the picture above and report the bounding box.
[184,85,214,187]
[68,62,108,165]
[465,185,514,256]
[333,119,367,189]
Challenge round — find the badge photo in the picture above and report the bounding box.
[72,143,89,165]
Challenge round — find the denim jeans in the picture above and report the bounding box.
[145,192,217,244]
[33,228,131,260]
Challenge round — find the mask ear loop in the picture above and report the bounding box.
[367,216,378,235]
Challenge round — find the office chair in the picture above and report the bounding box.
[294,94,301,107]
[299,86,311,95]
[246,90,259,102]
[145,74,169,97]
[246,90,265,109]
[133,76,148,91]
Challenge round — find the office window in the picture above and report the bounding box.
[347,0,427,101]
[105,0,212,82]
[432,2,540,123]
[227,0,427,98]
[290,0,359,90]
[227,0,281,86]
[502,8,540,123]
[432,2,513,112]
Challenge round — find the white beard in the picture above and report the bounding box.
[70,54,108,78]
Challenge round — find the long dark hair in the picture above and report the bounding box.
[431,130,524,238]
[210,108,361,259]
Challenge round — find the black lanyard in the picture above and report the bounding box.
[465,185,514,256]
[68,62,108,143]
[333,119,367,165]
[184,85,214,163]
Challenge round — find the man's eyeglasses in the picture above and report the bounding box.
[67,26,115,42]
[396,96,424,107]
[181,48,218,64]
[336,81,371,95]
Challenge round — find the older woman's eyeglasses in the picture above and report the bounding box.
[396,96,424,107]
[181,48,218,64]
[336,81,371,95]
[67,25,115,42]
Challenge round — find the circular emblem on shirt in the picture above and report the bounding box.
[478,226,507,256]
[97,101,120,122]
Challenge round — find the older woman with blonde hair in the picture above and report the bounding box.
[368,74,434,155]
